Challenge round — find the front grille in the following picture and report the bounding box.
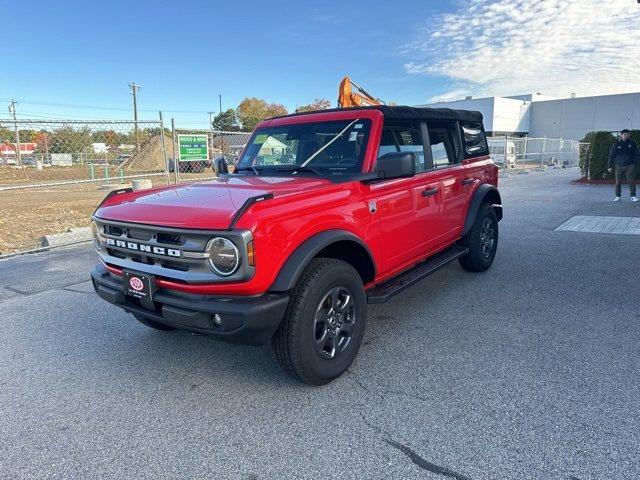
[127,228,153,241]
[160,260,189,271]
[106,225,125,236]
[93,218,253,283]
[130,254,154,265]
[107,248,127,259]
[157,232,182,245]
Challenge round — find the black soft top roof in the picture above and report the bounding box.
[272,105,483,124]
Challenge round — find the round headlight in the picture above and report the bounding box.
[206,237,240,276]
[91,221,102,249]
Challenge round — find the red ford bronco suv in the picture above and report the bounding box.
[91,106,502,385]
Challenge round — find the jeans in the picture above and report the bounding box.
[615,164,636,197]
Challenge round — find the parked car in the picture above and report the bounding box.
[90,106,502,385]
[114,154,133,165]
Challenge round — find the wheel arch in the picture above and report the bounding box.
[269,230,376,292]
[462,184,503,236]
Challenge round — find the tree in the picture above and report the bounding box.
[581,130,640,180]
[92,130,122,148]
[33,132,50,154]
[48,125,93,154]
[212,109,240,132]
[267,102,288,118]
[295,98,332,113]
[18,129,39,142]
[0,125,12,141]
[236,98,288,131]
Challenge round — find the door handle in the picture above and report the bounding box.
[422,187,439,197]
[461,178,475,185]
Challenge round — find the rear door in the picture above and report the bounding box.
[424,120,469,240]
[460,120,492,184]
[372,120,442,272]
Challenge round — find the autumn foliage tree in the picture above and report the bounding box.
[236,98,288,131]
[212,109,241,132]
[295,98,332,113]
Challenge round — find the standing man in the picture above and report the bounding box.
[608,129,639,202]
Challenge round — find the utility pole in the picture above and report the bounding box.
[207,111,215,155]
[129,82,141,152]
[219,94,222,115]
[8,100,21,166]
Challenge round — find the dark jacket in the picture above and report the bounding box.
[608,139,639,167]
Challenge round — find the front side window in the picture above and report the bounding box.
[428,122,461,167]
[236,119,371,176]
[378,121,427,172]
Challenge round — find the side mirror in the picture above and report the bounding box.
[375,152,416,179]
[213,157,229,175]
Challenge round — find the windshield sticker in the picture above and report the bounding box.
[349,131,358,142]
[354,124,363,129]
[254,134,268,144]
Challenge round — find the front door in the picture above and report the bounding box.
[372,120,443,273]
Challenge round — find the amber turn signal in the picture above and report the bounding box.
[247,241,255,266]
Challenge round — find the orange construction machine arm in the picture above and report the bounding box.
[337,76,383,108]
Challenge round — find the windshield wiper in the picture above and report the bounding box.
[235,166,262,175]
[276,166,324,176]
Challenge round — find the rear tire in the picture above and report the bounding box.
[272,258,367,386]
[459,203,498,272]
[133,313,176,331]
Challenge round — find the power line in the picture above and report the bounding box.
[0,97,216,114]
[5,110,157,120]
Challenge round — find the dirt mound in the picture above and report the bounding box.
[122,135,174,173]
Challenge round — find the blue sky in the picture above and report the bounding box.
[0,0,451,126]
[2,0,639,128]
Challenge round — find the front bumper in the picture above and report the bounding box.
[91,264,289,346]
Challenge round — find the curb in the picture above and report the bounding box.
[41,227,92,248]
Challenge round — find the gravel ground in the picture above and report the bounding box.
[1,168,638,480]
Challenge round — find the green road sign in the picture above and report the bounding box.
[178,134,209,161]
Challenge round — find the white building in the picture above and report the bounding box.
[420,91,640,140]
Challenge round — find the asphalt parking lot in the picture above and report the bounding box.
[1,168,639,480]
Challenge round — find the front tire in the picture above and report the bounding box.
[459,203,498,272]
[272,258,367,386]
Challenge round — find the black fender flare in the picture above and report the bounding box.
[462,184,503,236]
[269,229,375,292]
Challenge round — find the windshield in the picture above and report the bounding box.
[236,119,371,175]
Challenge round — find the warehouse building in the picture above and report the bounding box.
[421,91,640,140]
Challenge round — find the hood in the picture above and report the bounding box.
[94,175,331,229]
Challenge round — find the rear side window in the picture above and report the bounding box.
[378,121,427,172]
[461,122,488,157]
[427,121,461,167]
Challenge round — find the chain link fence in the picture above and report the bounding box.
[169,122,251,182]
[0,119,171,189]
[0,117,255,257]
[488,136,588,173]
[0,117,172,256]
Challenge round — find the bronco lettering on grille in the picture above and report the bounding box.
[105,238,181,257]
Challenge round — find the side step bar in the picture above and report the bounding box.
[366,245,469,304]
